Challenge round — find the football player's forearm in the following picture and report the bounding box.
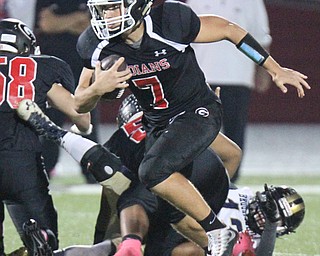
[255,220,277,256]
[70,113,91,134]
[74,87,101,113]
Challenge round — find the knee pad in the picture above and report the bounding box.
[80,145,122,183]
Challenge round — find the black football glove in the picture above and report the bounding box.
[256,184,281,223]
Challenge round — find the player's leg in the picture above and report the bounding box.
[144,148,231,256]
[210,132,242,179]
[54,240,115,256]
[145,207,205,256]
[116,148,228,255]
[139,102,237,255]
[115,182,158,256]
[2,150,58,252]
[94,187,121,244]
[41,107,66,179]
[17,99,130,193]
[139,104,221,221]
[163,217,205,256]
[191,148,229,213]
[171,242,204,256]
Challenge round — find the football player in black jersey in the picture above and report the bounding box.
[18,96,305,256]
[74,1,310,255]
[16,94,234,256]
[99,93,234,256]
[17,92,242,255]
[0,18,91,255]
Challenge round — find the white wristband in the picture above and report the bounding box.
[70,124,93,135]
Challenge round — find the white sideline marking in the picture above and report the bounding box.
[51,184,101,195]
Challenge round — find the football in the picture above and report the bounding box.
[100,54,127,71]
[92,54,127,101]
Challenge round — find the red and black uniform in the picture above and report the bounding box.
[78,1,223,189]
[0,53,74,249]
[101,113,229,254]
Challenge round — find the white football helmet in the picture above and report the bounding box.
[87,0,153,40]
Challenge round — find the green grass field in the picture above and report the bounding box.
[3,174,320,255]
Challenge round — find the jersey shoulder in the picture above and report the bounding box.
[32,55,75,93]
[33,54,70,70]
[150,1,200,44]
[77,25,101,67]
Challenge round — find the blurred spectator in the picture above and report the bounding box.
[0,0,7,19]
[187,0,272,182]
[6,0,36,28]
[34,0,99,183]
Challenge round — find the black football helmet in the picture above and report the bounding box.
[246,185,305,236]
[87,0,153,39]
[116,94,143,127]
[0,18,37,55]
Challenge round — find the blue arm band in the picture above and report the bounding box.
[236,33,269,66]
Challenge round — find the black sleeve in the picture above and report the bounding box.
[76,26,100,69]
[49,56,75,93]
[35,55,75,94]
[161,1,200,44]
[255,220,277,256]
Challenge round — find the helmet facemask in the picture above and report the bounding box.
[87,0,153,40]
[246,185,305,237]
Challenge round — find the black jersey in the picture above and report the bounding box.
[0,53,74,151]
[104,114,146,175]
[77,1,220,126]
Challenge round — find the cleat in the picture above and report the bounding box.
[207,226,238,256]
[22,219,53,256]
[17,99,67,143]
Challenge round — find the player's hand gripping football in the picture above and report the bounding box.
[93,56,132,96]
[256,184,281,223]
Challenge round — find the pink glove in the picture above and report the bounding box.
[232,230,255,256]
[114,239,142,256]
